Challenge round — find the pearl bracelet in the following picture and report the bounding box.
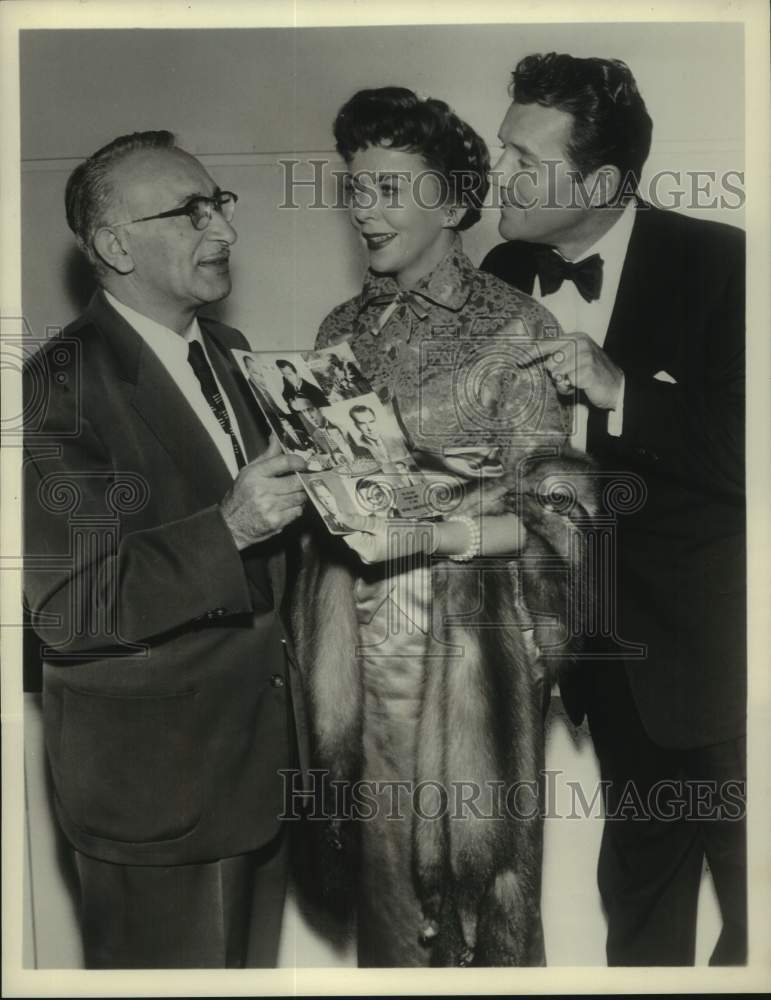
[447,514,481,562]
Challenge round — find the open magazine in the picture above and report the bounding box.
[232,342,439,535]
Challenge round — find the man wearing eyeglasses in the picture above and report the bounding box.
[23,131,308,968]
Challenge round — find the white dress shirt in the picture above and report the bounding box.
[532,199,636,451]
[104,290,246,478]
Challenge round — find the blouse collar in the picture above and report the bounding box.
[357,233,475,320]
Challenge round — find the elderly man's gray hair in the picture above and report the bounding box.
[64,130,176,271]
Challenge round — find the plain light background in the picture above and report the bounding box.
[18,21,742,970]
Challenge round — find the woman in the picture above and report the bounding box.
[290,87,596,967]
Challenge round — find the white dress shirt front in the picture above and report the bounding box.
[104,291,246,478]
[531,199,636,451]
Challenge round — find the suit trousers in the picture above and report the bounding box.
[74,830,287,969]
[584,661,746,966]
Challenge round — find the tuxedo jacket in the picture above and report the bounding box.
[482,204,746,748]
[24,292,307,866]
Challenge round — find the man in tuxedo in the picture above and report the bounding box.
[482,53,746,965]
[23,130,308,968]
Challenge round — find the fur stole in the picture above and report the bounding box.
[288,449,598,965]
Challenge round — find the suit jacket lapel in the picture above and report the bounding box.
[88,293,233,508]
[200,320,287,609]
[200,323,270,462]
[89,292,286,609]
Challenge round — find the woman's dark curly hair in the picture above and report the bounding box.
[333,87,489,231]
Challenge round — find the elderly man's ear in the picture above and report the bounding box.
[93,226,135,274]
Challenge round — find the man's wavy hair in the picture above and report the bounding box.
[333,87,489,230]
[65,130,176,272]
[511,53,653,200]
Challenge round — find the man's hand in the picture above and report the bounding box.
[220,436,307,550]
[519,333,624,410]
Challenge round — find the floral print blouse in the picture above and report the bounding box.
[316,235,569,471]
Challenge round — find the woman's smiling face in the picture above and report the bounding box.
[346,145,455,289]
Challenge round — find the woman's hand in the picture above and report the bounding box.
[341,511,527,564]
[342,515,436,565]
[476,512,527,556]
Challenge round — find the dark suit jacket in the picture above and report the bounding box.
[24,292,306,865]
[482,204,746,748]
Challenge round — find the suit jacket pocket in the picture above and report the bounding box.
[59,686,202,844]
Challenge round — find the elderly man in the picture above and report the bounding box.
[23,130,307,968]
[482,54,746,965]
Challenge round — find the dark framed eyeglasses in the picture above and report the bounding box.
[111,190,238,231]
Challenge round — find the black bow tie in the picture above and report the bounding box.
[533,247,604,303]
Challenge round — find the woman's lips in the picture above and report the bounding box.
[363,232,397,251]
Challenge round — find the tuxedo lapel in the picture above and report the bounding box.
[588,204,686,450]
[603,204,679,369]
[510,244,539,296]
[586,210,656,450]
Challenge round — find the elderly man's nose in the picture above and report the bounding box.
[208,211,238,244]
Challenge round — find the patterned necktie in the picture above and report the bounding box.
[187,340,245,469]
[533,247,604,303]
